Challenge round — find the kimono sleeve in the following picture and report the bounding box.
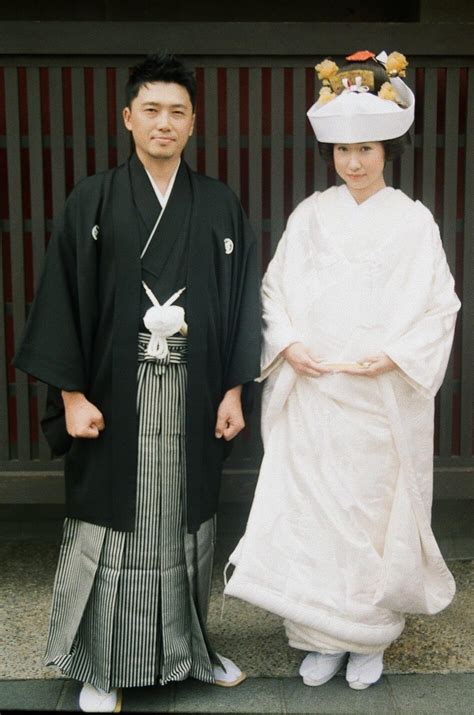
[223,206,262,395]
[259,222,302,380]
[383,221,461,399]
[13,183,99,393]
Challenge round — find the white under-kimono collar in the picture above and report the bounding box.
[338,183,394,210]
[140,160,181,260]
[145,159,181,208]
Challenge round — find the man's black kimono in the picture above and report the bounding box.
[13,155,261,533]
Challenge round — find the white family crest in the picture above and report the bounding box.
[91,225,100,240]
[224,238,234,255]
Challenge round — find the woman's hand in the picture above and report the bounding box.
[340,354,397,377]
[282,342,333,378]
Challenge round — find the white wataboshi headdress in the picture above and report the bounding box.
[307,50,415,143]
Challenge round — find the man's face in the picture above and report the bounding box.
[123,81,195,164]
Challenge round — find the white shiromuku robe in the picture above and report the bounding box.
[224,185,461,654]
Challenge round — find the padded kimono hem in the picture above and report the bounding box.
[225,577,405,649]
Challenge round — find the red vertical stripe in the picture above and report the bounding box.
[84,67,95,175]
[1,224,11,301]
[106,68,116,167]
[284,67,293,220]
[413,67,424,201]
[261,68,271,270]
[261,68,271,220]
[17,67,28,135]
[40,68,52,225]
[455,68,467,453]
[435,68,445,220]
[40,67,50,134]
[305,67,315,197]
[62,67,74,194]
[107,67,117,135]
[62,67,72,134]
[18,68,31,224]
[0,67,5,135]
[195,67,205,174]
[218,67,227,183]
[0,68,8,221]
[239,68,249,213]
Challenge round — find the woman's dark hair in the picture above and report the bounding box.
[317,58,411,163]
[318,132,411,164]
[125,52,197,110]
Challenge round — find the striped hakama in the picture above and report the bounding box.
[44,334,216,691]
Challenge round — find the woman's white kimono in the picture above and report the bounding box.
[224,185,461,654]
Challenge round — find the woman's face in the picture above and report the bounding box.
[333,142,386,203]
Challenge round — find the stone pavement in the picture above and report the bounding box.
[1,495,473,713]
[0,673,473,713]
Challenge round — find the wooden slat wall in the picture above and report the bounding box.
[5,67,30,462]
[0,164,7,460]
[292,69,307,212]
[26,67,49,461]
[461,69,474,458]
[0,58,473,474]
[439,68,460,458]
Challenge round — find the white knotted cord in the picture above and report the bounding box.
[142,280,161,307]
[145,333,170,360]
[142,282,187,359]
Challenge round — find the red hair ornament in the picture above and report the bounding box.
[345,51,376,61]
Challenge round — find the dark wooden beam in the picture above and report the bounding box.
[0,22,473,57]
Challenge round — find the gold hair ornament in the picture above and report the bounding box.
[384,51,408,78]
[314,50,409,106]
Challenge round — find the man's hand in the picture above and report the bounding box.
[215,385,245,441]
[282,342,334,378]
[339,354,397,377]
[61,391,105,438]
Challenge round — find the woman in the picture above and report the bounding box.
[224,51,461,690]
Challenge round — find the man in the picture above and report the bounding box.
[13,53,260,712]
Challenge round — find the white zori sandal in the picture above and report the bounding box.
[299,651,347,686]
[213,654,247,687]
[79,683,122,712]
[345,651,384,690]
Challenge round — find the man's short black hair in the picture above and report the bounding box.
[125,52,197,110]
[318,132,411,165]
